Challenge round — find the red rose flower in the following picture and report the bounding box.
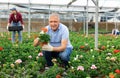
[101,46,106,50]
[8,38,12,40]
[56,74,61,78]
[0,47,3,51]
[80,46,85,49]
[41,28,48,33]
[109,73,115,78]
[113,49,120,54]
[115,69,120,74]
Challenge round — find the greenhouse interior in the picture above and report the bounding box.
[0,0,120,78]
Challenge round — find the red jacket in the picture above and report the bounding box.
[9,12,24,24]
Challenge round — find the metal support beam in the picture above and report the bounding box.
[92,0,97,6]
[114,14,117,29]
[28,0,31,38]
[67,0,77,8]
[0,2,120,9]
[95,0,98,50]
[83,13,86,34]
[86,0,89,37]
[106,15,108,32]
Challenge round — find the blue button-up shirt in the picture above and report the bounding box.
[46,23,73,49]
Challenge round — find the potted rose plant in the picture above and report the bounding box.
[39,28,50,47]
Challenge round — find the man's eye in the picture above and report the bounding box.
[50,21,58,23]
[54,21,57,23]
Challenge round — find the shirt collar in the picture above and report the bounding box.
[58,23,61,30]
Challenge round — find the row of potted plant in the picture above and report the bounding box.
[0,32,120,78]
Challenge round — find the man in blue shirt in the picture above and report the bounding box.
[34,13,73,70]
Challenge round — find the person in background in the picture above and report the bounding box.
[33,13,73,70]
[7,7,24,43]
[112,28,120,35]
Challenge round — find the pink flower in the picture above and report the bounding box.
[15,59,22,64]
[110,57,116,61]
[28,55,32,59]
[38,52,43,57]
[79,55,83,58]
[107,53,112,56]
[52,58,57,62]
[77,66,84,71]
[91,64,97,70]
[10,64,15,68]
[36,56,39,60]
[106,56,110,60]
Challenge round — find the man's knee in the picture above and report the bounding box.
[59,54,69,61]
[59,49,72,61]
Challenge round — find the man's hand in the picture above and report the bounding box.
[6,25,9,30]
[7,23,11,30]
[33,38,40,47]
[42,43,53,51]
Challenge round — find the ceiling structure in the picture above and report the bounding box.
[0,0,120,13]
[0,0,120,22]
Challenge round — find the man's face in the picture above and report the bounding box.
[49,16,60,31]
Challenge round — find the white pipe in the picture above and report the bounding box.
[28,0,31,38]
[86,0,89,37]
[106,15,108,32]
[95,0,99,50]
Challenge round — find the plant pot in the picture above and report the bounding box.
[40,42,48,47]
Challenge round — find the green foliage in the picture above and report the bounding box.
[39,34,50,43]
[0,32,120,77]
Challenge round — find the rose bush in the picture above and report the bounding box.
[39,28,50,46]
[0,32,120,78]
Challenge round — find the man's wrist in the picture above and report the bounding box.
[51,47,54,51]
[7,23,10,26]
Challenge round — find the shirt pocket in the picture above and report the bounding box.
[50,34,61,43]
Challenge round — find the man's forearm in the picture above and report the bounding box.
[53,46,66,52]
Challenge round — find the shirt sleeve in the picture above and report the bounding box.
[19,13,24,24]
[62,26,69,40]
[8,14,12,24]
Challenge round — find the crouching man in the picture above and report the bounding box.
[33,13,73,70]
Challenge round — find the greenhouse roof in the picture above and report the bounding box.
[0,0,120,7]
[0,0,120,14]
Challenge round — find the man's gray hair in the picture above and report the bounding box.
[49,13,60,20]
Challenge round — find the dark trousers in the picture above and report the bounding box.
[43,48,72,69]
